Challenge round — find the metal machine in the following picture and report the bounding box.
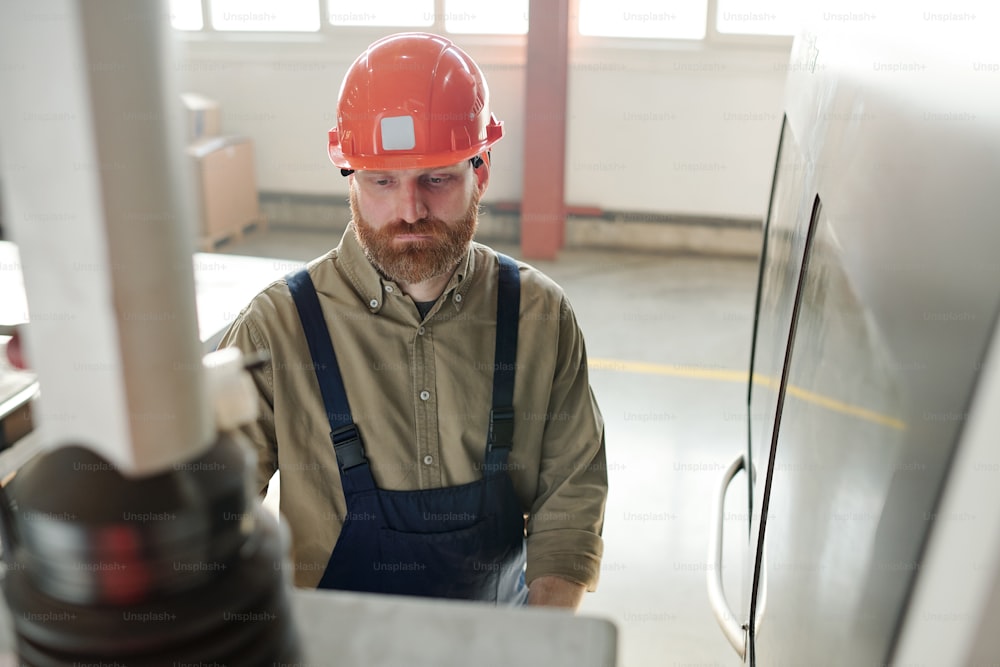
[708,3,1000,664]
[0,2,617,665]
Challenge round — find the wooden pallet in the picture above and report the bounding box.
[198,216,268,252]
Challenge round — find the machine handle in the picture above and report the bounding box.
[707,453,748,660]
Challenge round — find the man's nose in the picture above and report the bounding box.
[396,180,428,223]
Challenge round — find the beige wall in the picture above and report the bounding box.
[174,32,790,220]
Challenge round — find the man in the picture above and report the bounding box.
[220,32,606,609]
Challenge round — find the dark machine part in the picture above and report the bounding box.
[0,434,301,665]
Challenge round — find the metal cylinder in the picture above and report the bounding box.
[2,434,301,665]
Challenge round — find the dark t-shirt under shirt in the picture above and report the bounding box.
[415,300,435,319]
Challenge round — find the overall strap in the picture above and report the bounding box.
[286,270,373,491]
[486,254,521,468]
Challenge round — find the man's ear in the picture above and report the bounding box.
[474,152,491,195]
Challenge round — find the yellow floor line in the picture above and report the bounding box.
[588,358,748,383]
[590,358,907,431]
[781,383,907,431]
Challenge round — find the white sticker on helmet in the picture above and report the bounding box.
[380,115,416,151]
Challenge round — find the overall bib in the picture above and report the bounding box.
[286,254,528,605]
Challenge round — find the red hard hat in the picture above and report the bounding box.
[328,32,503,171]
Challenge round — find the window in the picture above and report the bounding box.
[170,0,203,30]
[327,0,433,28]
[174,0,529,34]
[209,0,320,32]
[716,0,802,36]
[445,0,529,35]
[170,0,795,38]
[578,0,708,40]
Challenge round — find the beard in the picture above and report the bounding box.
[350,187,480,285]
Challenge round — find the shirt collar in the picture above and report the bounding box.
[334,224,477,314]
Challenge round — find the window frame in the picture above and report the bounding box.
[205,0,323,33]
[708,0,798,45]
[171,0,794,50]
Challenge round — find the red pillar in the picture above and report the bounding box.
[521,0,569,260]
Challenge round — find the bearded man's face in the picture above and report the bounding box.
[349,162,481,285]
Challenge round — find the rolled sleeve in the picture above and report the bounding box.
[217,307,278,496]
[525,297,608,591]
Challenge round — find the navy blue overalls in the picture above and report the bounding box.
[285,254,528,605]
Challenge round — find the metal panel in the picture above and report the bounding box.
[708,110,819,663]
[894,279,1000,666]
[738,118,817,658]
[750,6,1000,664]
[752,208,909,664]
[292,588,617,667]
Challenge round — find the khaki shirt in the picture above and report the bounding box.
[219,227,607,590]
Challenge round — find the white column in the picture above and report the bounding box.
[0,0,213,475]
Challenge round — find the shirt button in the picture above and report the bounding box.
[454,293,463,303]
[419,390,430,401]
[417,326,425,335]
[384,285,394,293]
[423,455,434,465]
[369,298,379,308]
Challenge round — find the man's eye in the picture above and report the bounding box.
[427,176,448,185]
[375,179,391,186]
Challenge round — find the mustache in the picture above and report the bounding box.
[378,218,450,237]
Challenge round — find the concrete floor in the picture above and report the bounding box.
[214,224,760,667]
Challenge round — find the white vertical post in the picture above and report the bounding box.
[0,0,213,476]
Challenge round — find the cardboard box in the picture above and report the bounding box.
[180,92,221,143]
[187,136,264,248]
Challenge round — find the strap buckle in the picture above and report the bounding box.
[488,407,515,451]
[330,423,367,470]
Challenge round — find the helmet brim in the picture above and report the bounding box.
[328,118,503,171]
